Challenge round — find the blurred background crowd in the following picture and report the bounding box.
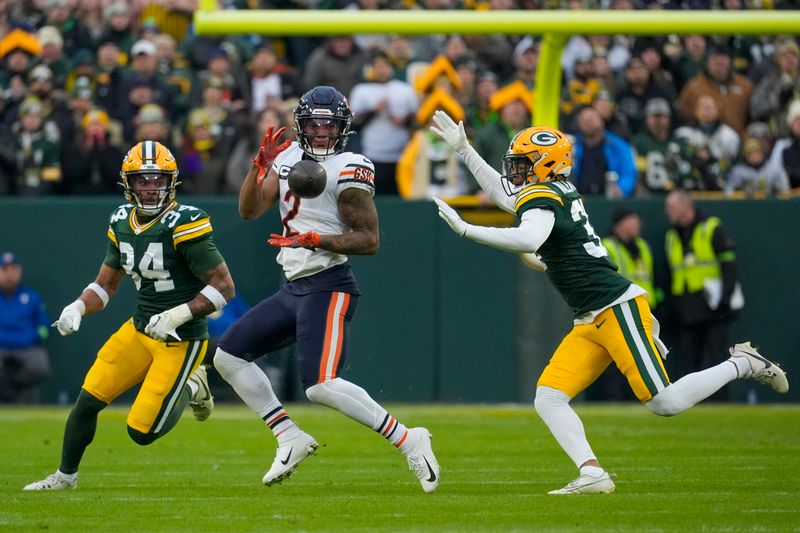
[0,0,799,201]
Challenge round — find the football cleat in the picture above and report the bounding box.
[548,471,616,495]
[23,471,77,491]
[404,427,440,493]
[263,431,318,486]
[188,364,214,421]
[729,342,789,394]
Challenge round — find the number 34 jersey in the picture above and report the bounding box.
[515,181,637,320]
[103,201,224,340]
[271,143,376,281]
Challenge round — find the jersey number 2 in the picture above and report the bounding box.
[570,200,609,258]
[281,190,301,236]
[119,242,175,292]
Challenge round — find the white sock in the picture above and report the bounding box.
[214,349,299,440]
[647,361,738,416]
[534,386,597,469]
[728,356,752,378]
[57,469,77,481]
[305,378,410,450]
[261,404,301,442]
[580,465,605,477]
[186,380,199,397]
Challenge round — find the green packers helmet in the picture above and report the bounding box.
[120,140,180,215]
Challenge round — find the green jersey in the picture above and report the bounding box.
[104,201,224,340]
[515,181,632,318]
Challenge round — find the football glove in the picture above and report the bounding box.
[144,303,193,342]
[268,232,321,250]
[430,110,469,153]
[433,197,468,237]
[53,300,86,336]
[252,125,292,170]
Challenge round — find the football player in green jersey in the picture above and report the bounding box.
[429,111,789,495]
[23,140,235,491]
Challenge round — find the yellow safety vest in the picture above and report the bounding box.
[665,217,722,296]
[602,236,657,307]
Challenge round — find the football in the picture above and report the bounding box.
[287,160,327,199]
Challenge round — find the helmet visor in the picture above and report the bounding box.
[297,117,346,158]
[128,172,171,213]
[501,152,538,190]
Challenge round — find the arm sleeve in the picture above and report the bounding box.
[458,145,517,214]
[464,208,555,253]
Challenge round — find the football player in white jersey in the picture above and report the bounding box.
[213,86,439,492]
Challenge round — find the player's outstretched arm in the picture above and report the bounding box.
[430,110,516,214]
[433,197,555,254]
[239,126,289,220]
[53,264,124,336]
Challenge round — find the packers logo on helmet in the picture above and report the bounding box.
[119,140,180,215]
[500,126,573,196]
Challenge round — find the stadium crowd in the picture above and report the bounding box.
[0,0,798,200]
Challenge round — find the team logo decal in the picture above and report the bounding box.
[531,131,558,146]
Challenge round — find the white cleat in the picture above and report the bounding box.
[730,342,789,394]
[262,431,318,486]
[404,427,440,493]
[548,471,616,495]
[23,471,77,491]
[188,364,214,421]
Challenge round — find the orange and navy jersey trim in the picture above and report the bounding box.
[317,292,351,383]
[338,163,375,190]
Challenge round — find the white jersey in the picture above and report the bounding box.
[271,143,376,281]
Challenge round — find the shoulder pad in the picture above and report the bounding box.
[515,183,564,213]
[172,204,213,246]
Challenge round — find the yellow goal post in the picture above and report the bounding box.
[193,7,800,128]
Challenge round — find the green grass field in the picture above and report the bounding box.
[2,403,799,532]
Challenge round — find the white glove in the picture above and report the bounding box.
[430,110,469,153]
[144,303,192,342]
[433,197,468,237]
[53,300,86,336]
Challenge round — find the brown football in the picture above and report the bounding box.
[287,160,327,199]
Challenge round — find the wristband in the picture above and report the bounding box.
[200,285,227,311]
[85,282,109,308]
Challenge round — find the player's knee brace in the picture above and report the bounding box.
[127,426,158,446]
[645,388,682,417]
[213,348,247,381]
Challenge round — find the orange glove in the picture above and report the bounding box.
[252,125,292,171]
[268,232,321,250]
